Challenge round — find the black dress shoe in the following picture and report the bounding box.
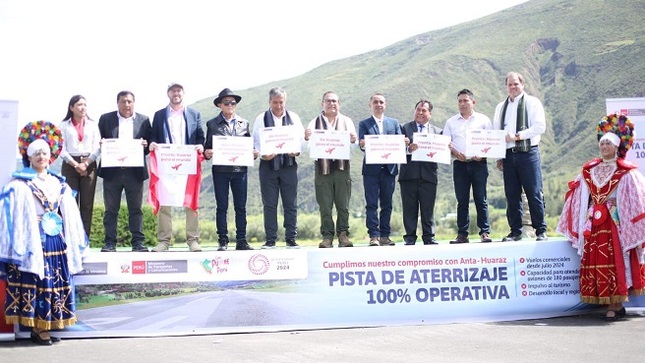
[404,241,416,246]
[236,243,254,250]
[31,331,52,346]
[502,233,522,242]
[131,245,149,252]
[423,238,438,245]
[449,235,469,244]
[100,244,116,252]
[286,240,300,249]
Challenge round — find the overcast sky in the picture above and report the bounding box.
[0,0,528,124]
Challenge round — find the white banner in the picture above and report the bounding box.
[259,125,302,155]
[364,135,406,164]
[465,129,506,159]
[606,98,645,176]
[155,144,197,175]
[0,99,18,187]
[308,130,351,160]
[411,133,451,165]
[34,239,631,339]
[100,139,144,167]
[35,239,624,338]
[211,135,254,167]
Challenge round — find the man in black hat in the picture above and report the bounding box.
[204,88,255,250]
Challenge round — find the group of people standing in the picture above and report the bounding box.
[1,70,644,345]
[406,72,550,247]
[48,71,555,253]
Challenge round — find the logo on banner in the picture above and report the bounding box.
[248,254,270,275]
[201,257,230,274]
[132,261,146,274]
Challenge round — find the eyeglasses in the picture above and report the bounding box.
[323,99,338,104]
[222,101,237,106]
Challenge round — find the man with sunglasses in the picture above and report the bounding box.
[204,88,255,251]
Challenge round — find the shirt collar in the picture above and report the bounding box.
[118,112,135,122]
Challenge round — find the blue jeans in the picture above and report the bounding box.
[212,171,248,243]
[363,168,396,238]
[503,146,547,236]
[452,160,490,236]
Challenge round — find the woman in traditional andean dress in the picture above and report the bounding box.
[556,114,645,321]
[0,126,87,345]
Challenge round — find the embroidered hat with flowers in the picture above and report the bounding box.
[597,113,635,159]
[17,120,64,167]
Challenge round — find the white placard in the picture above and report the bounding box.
[364,135,406,164]
[465,129,506,159]
[259,125,302,155]
[155,144,197,175]
[211,136,254,167]
[606,97,645,175]
[308,130,351,160]
[411,133,452,165]
[100,139,144,167]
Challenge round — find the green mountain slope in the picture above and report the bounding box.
[192,0,645,233]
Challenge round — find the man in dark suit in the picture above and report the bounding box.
[98,90,152,252]
[399,100,441,245]
[358,93,404,246]
[149,83,205,252]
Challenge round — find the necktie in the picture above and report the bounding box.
[418,125,424,133]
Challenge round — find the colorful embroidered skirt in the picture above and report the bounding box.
[580,209,645,304]
[3,232,76,330]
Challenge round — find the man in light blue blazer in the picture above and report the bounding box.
[358,93,402,246]
[149,82,205,252]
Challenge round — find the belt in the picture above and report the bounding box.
[508,145,538,153]
[460,158,487,163]
[71,154,92,162]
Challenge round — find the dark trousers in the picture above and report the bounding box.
[503,146,547,236]
[213,171,248,243]
[61,159,97,237]
[400,179,436,243]
[453,159,490,236]
[102,170,145,246]
[315,167,351,239]
[363,169,396,238]
[259,160,298,242]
